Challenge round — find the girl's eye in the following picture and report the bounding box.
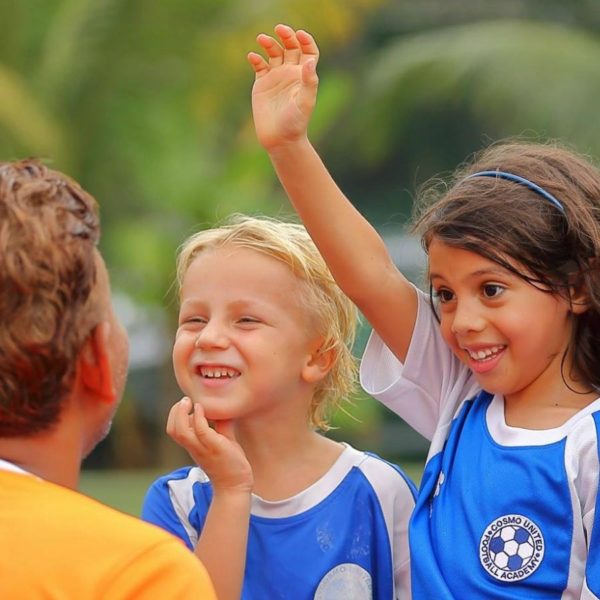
[482,284,505,299]
[433,288,454,303]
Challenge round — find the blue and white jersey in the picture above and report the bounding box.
[361,288,600,599]
[142,443,416,599]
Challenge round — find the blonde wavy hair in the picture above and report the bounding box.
[176,214,358,430]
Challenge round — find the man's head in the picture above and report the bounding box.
[0,159,127,440]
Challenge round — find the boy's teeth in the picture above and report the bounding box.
[200,367,238,378]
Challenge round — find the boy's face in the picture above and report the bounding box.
[173,246,322,424]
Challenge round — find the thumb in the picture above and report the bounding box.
[297,59,318,116]
[302,59,319,89]
[214,419,236,441]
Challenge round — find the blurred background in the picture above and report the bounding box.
[2,0,599,514]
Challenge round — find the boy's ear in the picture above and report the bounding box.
[77,322,116,403]
[302,338,335,384]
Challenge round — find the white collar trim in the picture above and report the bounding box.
[486,394,600,446]
[0,458,30,475]
[250,443,363,518]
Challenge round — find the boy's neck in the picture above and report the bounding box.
[243,432,344,501]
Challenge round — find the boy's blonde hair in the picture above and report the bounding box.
[176,214,358,430]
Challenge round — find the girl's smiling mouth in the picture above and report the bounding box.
[464,345,506,361]
[462,345,507,374]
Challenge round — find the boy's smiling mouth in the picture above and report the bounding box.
[196,365,241,379]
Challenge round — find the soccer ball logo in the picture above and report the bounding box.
[480,515,544,582]
[315,563,372,599]
[489,525,534,570]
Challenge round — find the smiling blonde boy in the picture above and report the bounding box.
[142,214,417,600]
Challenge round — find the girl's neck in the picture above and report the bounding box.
[504,385,599,429]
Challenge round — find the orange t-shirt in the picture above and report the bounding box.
[0,470,216,599]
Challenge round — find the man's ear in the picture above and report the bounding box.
[78,322,116,402]
[302,338,335,384]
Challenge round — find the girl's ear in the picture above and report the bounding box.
[569,290,589,314]
[568,262,594,315]
[302,338,335,384]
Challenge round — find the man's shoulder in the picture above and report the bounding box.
[1,471,217,598]
[3,470,176,545]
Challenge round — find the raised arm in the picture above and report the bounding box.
[248,24,417,361]
[167,397,252,600]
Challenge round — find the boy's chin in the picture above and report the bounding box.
[195,400,235,422]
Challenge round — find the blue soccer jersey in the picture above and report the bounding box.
[361,288,600,599]
[142,443,416,599]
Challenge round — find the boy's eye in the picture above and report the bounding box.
[482,284,505,299]
[182,316,207,325]
[433,288,454,303]
[238,316,260,324]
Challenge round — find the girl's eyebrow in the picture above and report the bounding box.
[429,267,511,281]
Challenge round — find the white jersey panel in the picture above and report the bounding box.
[360,286,478,444]
[357,452,414,599]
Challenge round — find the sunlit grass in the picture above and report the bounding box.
[80,469,166,516]
[80,461,424,517]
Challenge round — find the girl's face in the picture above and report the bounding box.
[428,238,577,404]
[172,246,324,424]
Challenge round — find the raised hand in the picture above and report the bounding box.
[248,24,320,150]
[167,397,253,494]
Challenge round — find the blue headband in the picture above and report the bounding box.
[466,170,565,214]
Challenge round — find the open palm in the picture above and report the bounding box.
[248,25,320,150]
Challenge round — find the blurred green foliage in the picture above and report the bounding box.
[0,0,385,304]
[2,0,599,468]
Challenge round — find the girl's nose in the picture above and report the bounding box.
[450,299,486,335]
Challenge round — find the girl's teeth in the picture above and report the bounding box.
[468,346,503,360]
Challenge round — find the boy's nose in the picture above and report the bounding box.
[194,323,229,349]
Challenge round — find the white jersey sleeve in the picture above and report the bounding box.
[360,287,479,441]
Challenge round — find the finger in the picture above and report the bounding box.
[256,33,284,67]
[170,403,215,457]
[166,397,189,436]
[247,51,270,78]
[191,401,212,438]
[274,24,302,65]
[296,29,320,66]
